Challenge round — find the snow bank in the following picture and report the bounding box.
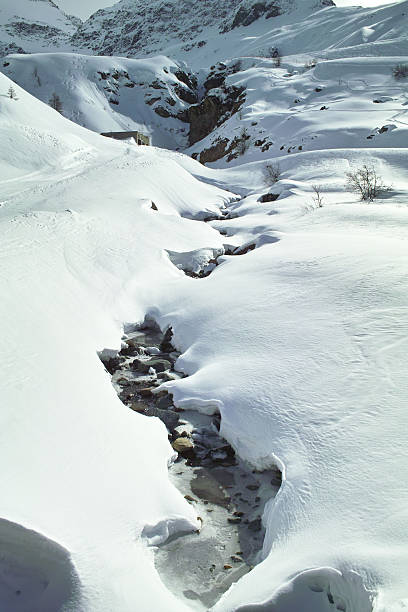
[0,73,236,611]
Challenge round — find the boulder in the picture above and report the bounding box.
[172,437,194,453]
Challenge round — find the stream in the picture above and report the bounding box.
[100,319,281,611]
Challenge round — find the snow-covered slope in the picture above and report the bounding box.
[0,0,80,56]
[2,52,197,148]
[0,72,235,611]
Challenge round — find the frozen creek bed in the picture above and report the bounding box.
[100,320,282,611]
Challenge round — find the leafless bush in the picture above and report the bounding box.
[311,184,324,208]
[264,162,281,185]
[392,63,408,80]
[236,127,250,155]
[7,85,18,100]
[346,164,390,201]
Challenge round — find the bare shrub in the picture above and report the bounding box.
[236,127,250,155]
[346,164,390,201]
[392,63,408,80]
[264,162,281,185]
[311,184,324,208]
[7,85,18,100]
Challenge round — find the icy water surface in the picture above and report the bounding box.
[100,319,281,611]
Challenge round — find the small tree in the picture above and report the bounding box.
[7,85,18,100]
[49,92,63,113]
[311,184,324,208]
[346,164,389,202]
[264,162,281,185]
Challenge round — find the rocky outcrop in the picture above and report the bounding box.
[187,84,245,146]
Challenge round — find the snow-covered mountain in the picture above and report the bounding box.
[3,0,408,162]
[0,0,80,55]
[70,0,334,58]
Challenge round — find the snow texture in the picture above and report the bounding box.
[0,0,408,611]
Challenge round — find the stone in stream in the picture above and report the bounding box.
[172,437,195,455]
[130,401,149,413]
[246,483,260,491]
[160,328,174,353]
[147,407,179,431]
[138,387,154,398]
[156,394,173,410]
[227,517,241,524]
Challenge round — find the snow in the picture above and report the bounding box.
[1,0,408,610]
[0,72,234,611]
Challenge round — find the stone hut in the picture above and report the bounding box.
[100,131,150,145]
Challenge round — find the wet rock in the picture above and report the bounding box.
[138,387,154,397]
[246,483,260,491]
[144,358,172,373]
[184,494,197,503]
[172,437,194,454]
[156,394,173,409]
[224,564,232,570]
[147,407,179,431]
[130,401,149,413]
[160,328,174,353]
[231,555,243,563]
[101,356,120,374]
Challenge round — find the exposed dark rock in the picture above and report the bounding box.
[187,86,245,146]
[231,3,280,29]
[199,138,229,164]
[154,106,171,118]
[173,83,198,104]
[174,70,198,91]
[160,328,174,353]
[204,74,226,91]
[258,193,279,203]
[145,96,161,106]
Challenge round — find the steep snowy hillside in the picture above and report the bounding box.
[0,0,80,56]
[2,52,198,148]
